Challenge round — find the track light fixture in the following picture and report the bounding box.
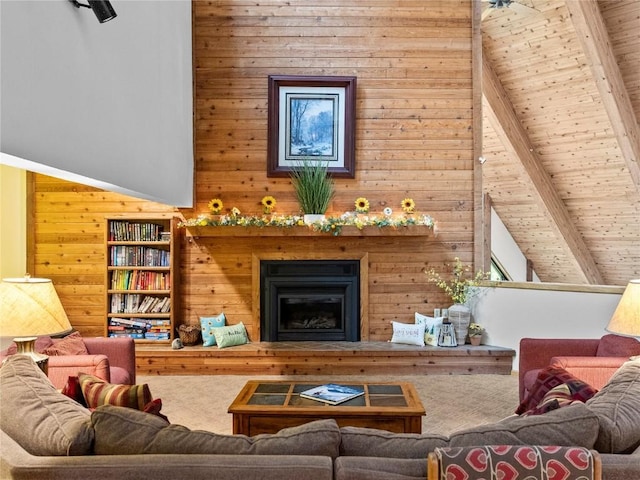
[69,0,117,24]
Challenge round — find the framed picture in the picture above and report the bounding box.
[267,75,357,178]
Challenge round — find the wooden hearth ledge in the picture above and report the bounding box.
[136,341,515,376]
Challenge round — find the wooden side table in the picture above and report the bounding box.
[228,380,425,436]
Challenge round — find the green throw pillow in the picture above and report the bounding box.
[212,322,248,348]
[200,313,226,347]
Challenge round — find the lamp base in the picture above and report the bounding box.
[13,337,49,374]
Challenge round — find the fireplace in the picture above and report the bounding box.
[260,260,360,342]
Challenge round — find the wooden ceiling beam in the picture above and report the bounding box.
[565,0,640,192]
[482,50,604,285]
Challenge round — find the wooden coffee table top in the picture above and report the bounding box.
[228,380,426,435]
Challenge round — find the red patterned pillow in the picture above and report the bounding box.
[78,373,152,410]
[516,366,597,415]
[42,332,88,356]
[432,445,597,480]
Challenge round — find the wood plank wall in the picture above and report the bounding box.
[30,0,477,342]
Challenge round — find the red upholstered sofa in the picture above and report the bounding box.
[519,334,640,402]
[1,335,136,389]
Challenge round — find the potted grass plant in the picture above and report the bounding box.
[290,159,335,224]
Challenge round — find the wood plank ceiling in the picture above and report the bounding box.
[481,0,639,286]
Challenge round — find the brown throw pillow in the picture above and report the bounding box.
[42,331,88,356]
[78,373,152,411]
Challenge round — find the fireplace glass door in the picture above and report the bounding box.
[260,260,359,341]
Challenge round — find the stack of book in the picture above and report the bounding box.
[144,319,171,340]
[108,317,147,339]
[108,317,171,340]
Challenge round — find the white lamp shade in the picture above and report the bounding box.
[0,277,72,337]
[606,279,640,338]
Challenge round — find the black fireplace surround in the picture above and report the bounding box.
[260,260,360,342]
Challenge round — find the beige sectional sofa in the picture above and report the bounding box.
[1,355,639,480]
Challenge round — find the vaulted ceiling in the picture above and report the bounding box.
[481,0,639,286]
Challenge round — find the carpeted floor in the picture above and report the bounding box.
[138,373,519,435]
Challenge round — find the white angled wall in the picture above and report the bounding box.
[0,0,193,207]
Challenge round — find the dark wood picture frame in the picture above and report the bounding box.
[267,75,356,178]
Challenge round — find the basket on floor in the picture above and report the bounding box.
[177,324,201,346]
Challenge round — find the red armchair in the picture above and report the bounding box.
[48,336,136,389]
[1,336,136,390]
[518,334,640,402]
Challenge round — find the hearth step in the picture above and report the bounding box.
[136,341,515,376]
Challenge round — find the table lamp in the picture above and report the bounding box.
[0,276,73,373]
[606,279,640,339]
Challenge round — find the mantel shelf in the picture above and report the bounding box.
[184,224,434,238]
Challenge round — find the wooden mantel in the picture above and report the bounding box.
[183,224,435,238]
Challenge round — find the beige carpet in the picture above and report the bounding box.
[138,373,519,435]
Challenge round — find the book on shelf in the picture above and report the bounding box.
[110,245,170,267]
[108,317,172,341]
[299,384,365,405]
[109,220,164,242]
[109,317,149,328]
[110,270,170,290]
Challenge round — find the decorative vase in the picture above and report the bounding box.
[469,335,482,346]
[448,303,471,345]
[303,214,326,225]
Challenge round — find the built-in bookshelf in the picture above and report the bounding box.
[105,215,179,343]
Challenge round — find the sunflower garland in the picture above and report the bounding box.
[181,211,434,236]
[180,196,434,236]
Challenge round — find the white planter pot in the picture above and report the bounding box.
[303,214,326,225]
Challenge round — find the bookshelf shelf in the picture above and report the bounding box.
[105,215,179,343]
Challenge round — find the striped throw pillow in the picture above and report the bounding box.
[78,373,152,410]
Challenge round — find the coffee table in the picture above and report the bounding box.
[228,380,426,436]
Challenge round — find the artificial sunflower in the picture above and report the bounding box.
[354,197,370,213]
[208,198,224,214]
[261,195,277,213]
[401,198,415,213]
